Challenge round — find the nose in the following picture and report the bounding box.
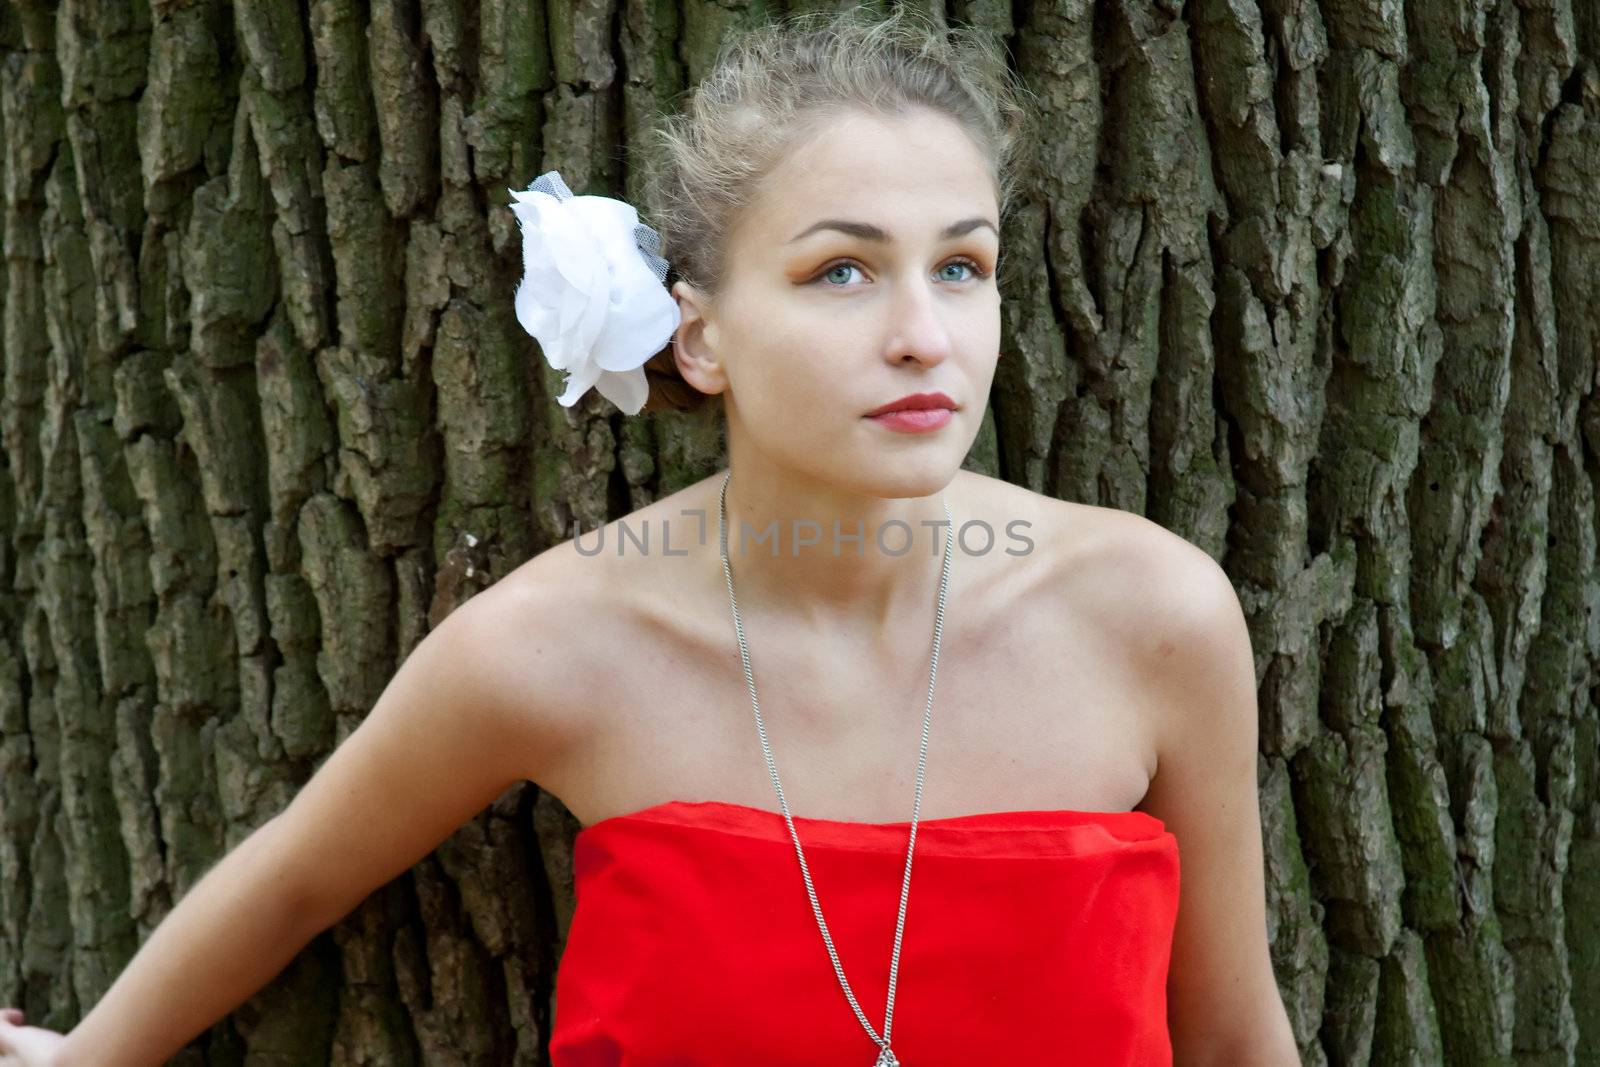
[881,276,953,369]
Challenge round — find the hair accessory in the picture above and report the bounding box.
[508,170,681,415]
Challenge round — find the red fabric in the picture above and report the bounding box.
[549,799,1181,1065]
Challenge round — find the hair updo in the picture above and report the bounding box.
[634,6,1036,416]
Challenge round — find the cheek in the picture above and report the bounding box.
[733,317,857,410]
[748,344,846,415]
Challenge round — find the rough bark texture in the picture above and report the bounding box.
[0,0,1597,1063]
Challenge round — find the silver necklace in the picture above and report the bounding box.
[717,470,954,1067]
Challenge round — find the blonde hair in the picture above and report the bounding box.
[635,6,1037,415]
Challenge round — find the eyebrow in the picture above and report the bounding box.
[787,217,999,243]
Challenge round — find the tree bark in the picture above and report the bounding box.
[0,0,1596,1063]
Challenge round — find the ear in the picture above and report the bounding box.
[669,280,730,397]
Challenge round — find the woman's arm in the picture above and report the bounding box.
[46,813,337,1066]
[45,575,562,1067]
[1132,534,1300,1065]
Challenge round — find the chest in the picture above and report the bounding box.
[560,580,1160,827]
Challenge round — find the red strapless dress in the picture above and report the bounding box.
[548,799,1181,1065]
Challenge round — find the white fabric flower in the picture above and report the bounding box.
[509,171,682,415]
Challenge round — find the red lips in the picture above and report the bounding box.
[864,391,957,417]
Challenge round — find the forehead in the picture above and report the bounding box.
[736,108,998,249]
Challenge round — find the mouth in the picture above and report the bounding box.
[863,391,957,434]
[864,391,958,417]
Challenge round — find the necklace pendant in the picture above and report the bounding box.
[874,1050,900,1067]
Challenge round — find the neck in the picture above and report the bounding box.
[711,458,958,632]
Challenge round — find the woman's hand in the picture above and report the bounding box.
[0,1007,68,1067]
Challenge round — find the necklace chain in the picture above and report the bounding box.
[717,470,954,1062]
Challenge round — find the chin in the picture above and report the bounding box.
[838,454,962,501]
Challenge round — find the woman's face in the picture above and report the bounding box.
[673,106,1003,499]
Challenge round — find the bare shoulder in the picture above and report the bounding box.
[967,474,1250,735]
[1063,502,1242,657]
[467,476,723,789]
[956,470,1226,617]
[421,548,602,788]
[1045,497,1255,747]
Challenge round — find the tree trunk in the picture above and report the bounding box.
[0,0,1596,1063]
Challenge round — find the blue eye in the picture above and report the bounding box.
[822,263,862,286]
[812,257,992,287]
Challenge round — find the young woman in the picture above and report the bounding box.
[1,9,1298,1066]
